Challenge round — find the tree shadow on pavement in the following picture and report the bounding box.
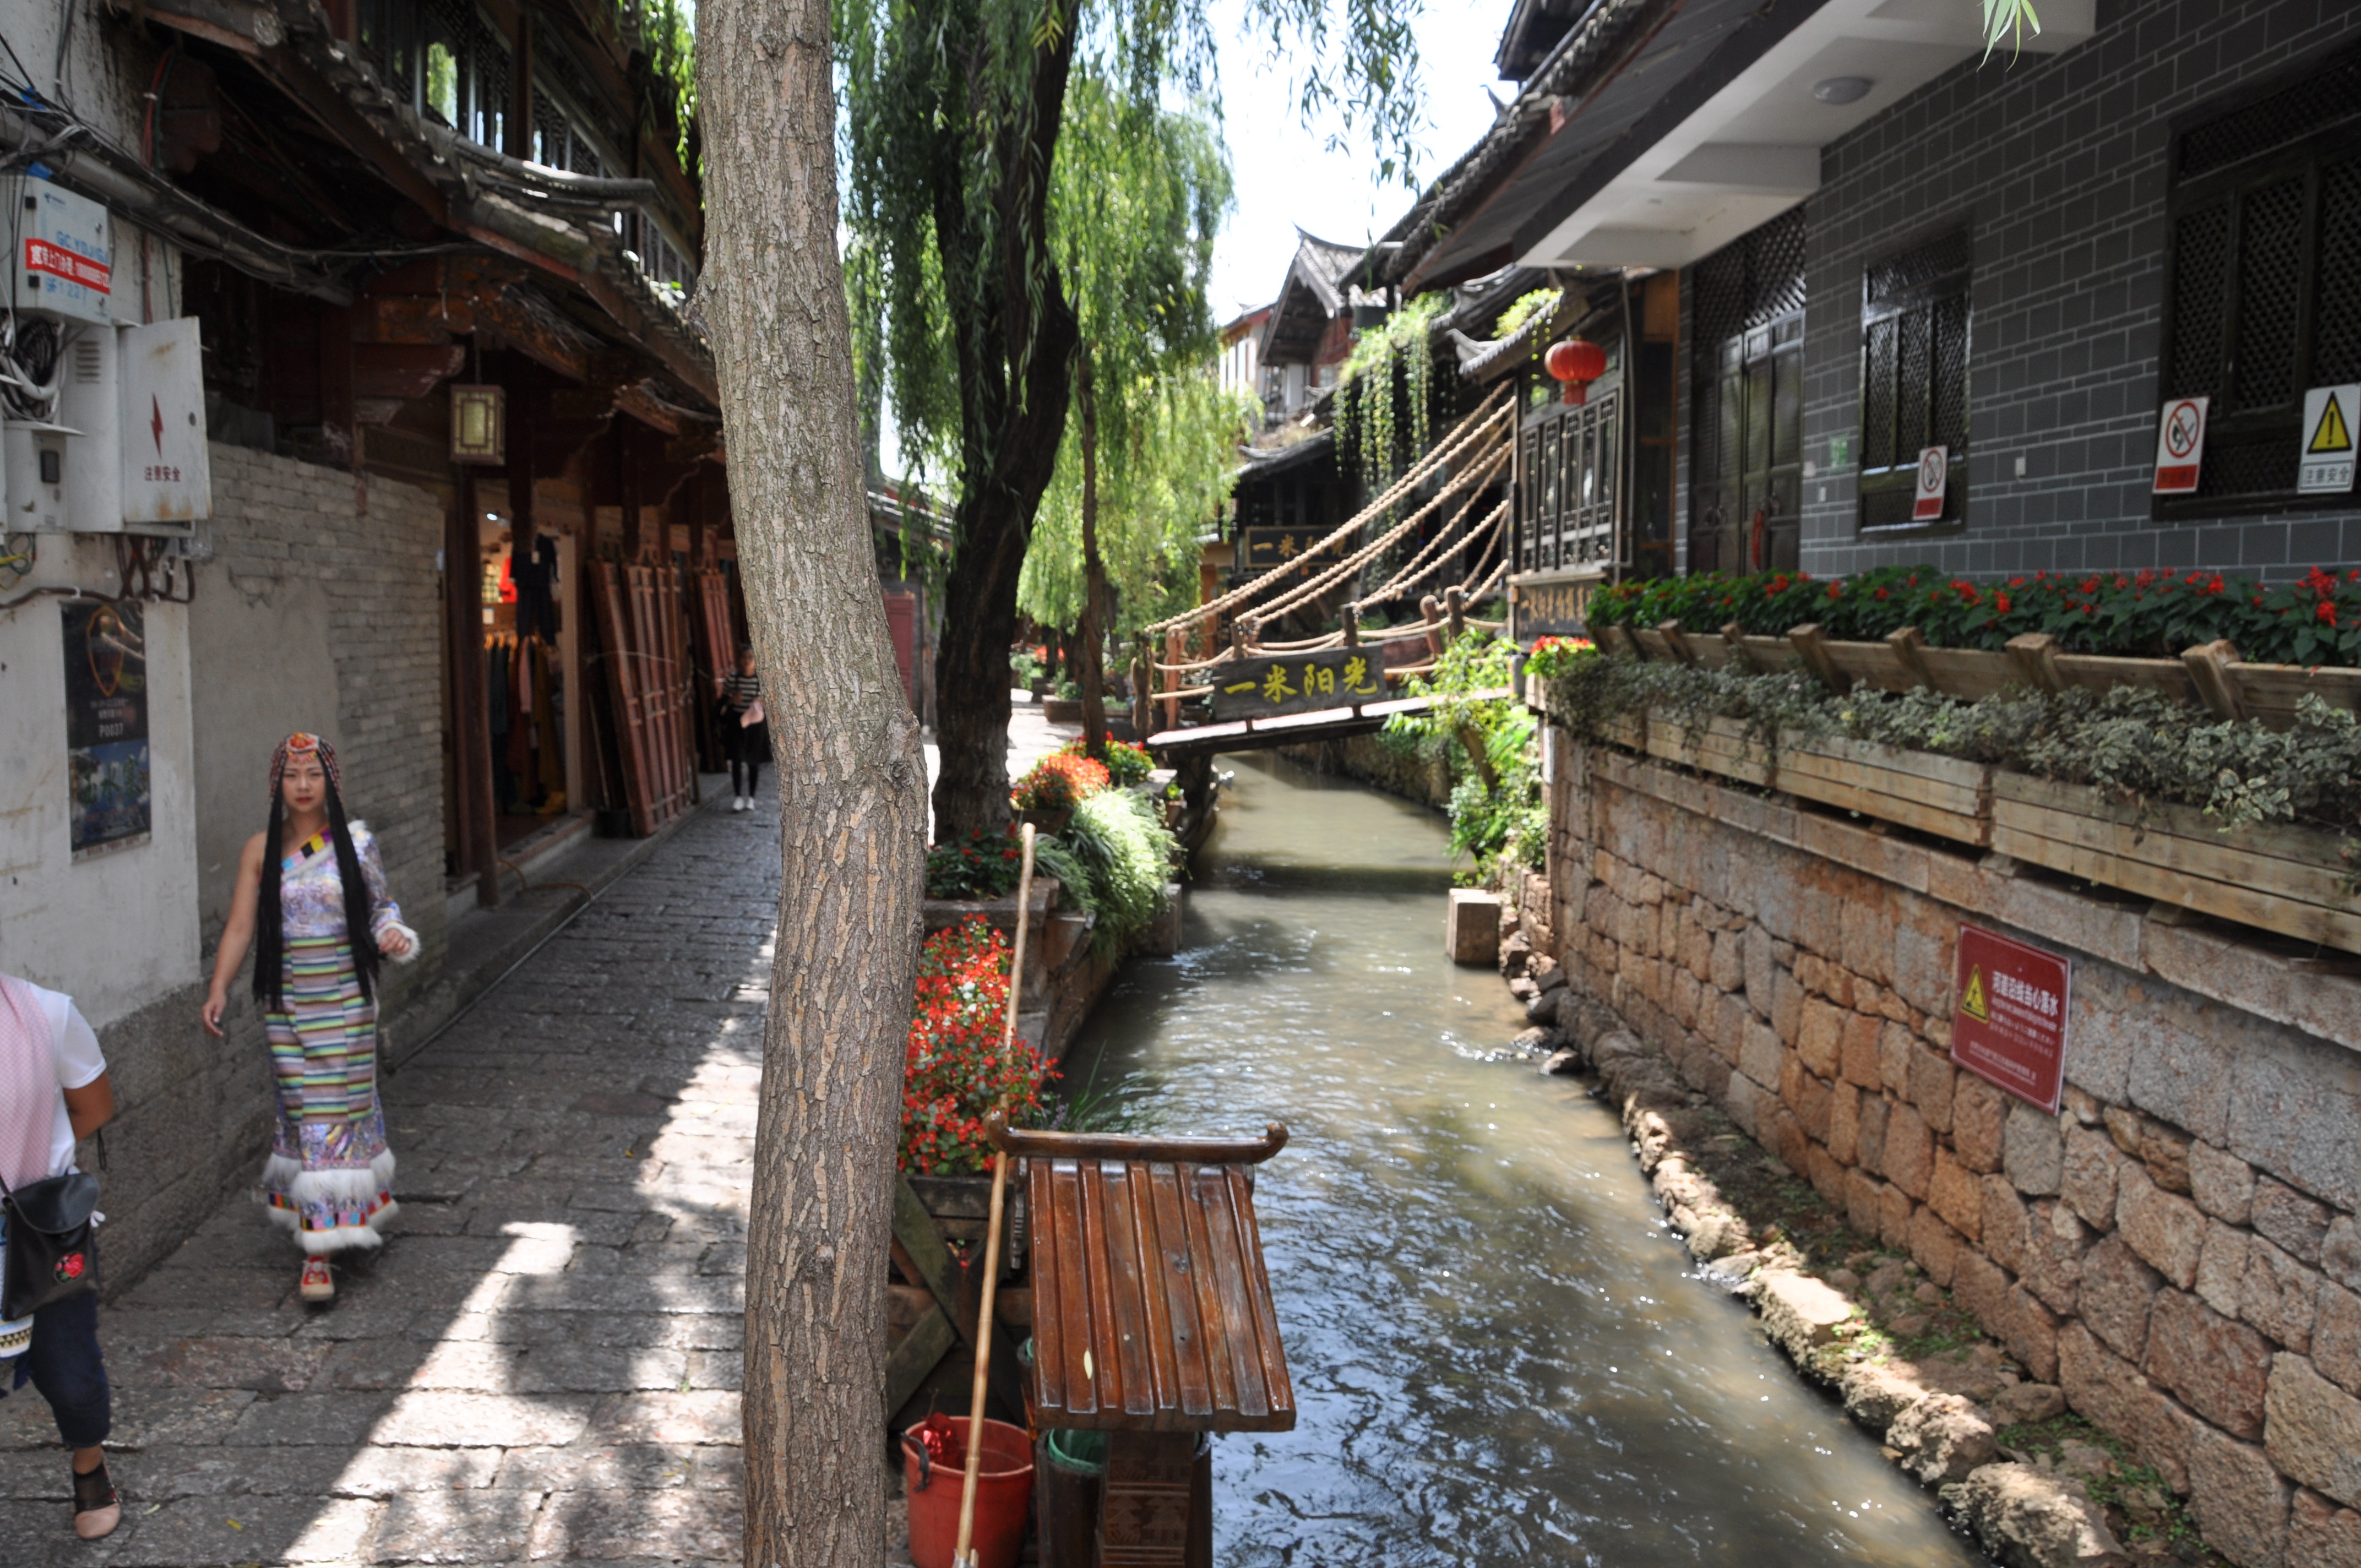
[0,788,777,1567]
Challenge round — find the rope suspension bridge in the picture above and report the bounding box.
[1131,386,1518,758]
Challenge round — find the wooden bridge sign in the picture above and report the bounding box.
[1210,650,1389,722]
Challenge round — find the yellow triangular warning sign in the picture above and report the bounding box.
[2309,394,2353,455]
[1961,966,1989,1022]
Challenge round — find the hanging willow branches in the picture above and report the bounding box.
[1019,83,1250,641]
[836,0,1429,838]
[1335,292,1445,487]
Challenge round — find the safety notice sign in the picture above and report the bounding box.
[2152,396,2208,494]
[1913,445,1949,521]
[1953,924,2070,1114]
[2298,384,2359,495]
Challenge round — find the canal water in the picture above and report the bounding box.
[1058,752,1990,1567]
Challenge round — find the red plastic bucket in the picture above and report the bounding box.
[902,1416,1033,1568]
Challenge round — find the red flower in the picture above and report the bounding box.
[2319,600,2338,627]
[1995,592,2013,614]
[1874,588,1890,600]
[1826,584,1842,600]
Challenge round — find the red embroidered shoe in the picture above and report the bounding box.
[299,1256,334,1303]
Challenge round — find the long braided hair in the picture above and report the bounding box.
[253,733,380,1011]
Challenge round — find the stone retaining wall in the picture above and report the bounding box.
[1542,727,2361,1566]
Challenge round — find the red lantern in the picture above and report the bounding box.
[1544,337,1608,405]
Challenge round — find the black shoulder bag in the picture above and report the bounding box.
[0,1168,100,1317]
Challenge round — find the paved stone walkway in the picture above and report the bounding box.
[2,783,777,1566]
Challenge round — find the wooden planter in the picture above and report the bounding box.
[1990,774,2361,955]
[1043,696,1084,722]
[1635,710,1990,847]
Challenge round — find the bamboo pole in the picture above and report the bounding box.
[951,823,1036,1568]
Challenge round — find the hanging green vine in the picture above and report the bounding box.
[1336,292,1446,486]
[1490,287,1559,343]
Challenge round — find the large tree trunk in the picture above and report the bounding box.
[698,2,929,1565]
[1076,358,1108,760]
[925,3,1082,845]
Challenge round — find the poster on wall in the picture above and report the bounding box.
[1952,923,2069,1114]
[63,599,151,858]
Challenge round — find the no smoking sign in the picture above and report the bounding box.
[2152,396,2208,494]
[1912,445,1949,521]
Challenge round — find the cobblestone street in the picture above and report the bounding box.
[2,782,780,1567]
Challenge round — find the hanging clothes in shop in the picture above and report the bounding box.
[534,641,565,808]
[513,537,558,641]
[487,636,515,812]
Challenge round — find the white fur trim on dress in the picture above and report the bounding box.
[260,1149,399,1253]
[380,921,421,965]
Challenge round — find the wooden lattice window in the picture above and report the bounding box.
[1690,208,1806,573]
[1857,229,1970,532]
[2158,43,2361,514]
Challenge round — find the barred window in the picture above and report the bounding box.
[2159,44,2361,514]
[1690,208,1805,573]
[1857,230,1970,532]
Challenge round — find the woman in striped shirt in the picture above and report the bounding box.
[720,646,767,811]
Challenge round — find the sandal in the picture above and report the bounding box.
[299,1256,334,1303]
[72,1459,120,1540]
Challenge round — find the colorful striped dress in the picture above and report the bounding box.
[261,824,401,1253]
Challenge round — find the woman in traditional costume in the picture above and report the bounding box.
[202,733,416,1302]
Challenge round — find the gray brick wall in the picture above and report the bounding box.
[1789,0,2361,580]
[94,445,450,1292]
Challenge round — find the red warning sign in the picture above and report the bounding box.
[1952,924,2070,1114]
[2152,396,2208,494]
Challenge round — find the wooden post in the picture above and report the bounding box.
[618,426,644,562]
[1162,627,1182,733]
[1342,604,1361,648]
[1420,594,1444,660]
[1788,622,1849,694]
[1886,625,1936,692]
[2004,632,2064,694]
[1657,619,1698,666]
[507,13,535,162]
[444,471,501,906]
[1444,586,1466,644]
[2181,639,2246,722]
[1720,622,1751,673]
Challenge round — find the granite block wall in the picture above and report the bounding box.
[1544,725,2361,1565]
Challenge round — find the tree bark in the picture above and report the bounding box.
[1077,357,1107,760]
[924,0,1082,845]
[698,1,929,1564]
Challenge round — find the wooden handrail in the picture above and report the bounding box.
[984,1111,1288,1164]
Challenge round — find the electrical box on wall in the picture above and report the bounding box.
[4,177,113,325]
[58,325,119,533]
[6,421,72,531]
[121,318,209,528]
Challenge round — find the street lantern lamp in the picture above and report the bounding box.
[1544,337,1607,405]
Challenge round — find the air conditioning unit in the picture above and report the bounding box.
[58,325,119,532]
[121,318,209,530]
[3,177,113,326]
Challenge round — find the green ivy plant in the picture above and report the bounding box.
[1490,287,1560,343]
[1336,293,1446,488]
[1383,630,1545,879]
[1547,656,2361,837]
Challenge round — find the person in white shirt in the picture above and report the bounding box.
[0,972,121,1540]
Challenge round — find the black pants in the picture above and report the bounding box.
[3,1293,110,1447]
[726,717,768,796]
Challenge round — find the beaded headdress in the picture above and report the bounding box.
[268,732,342,801]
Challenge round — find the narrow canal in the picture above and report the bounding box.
[1058,752,1991,1568]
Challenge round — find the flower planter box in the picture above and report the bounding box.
[907,1172,1030,1265]
[1989,774,2361,956]
[1635,710,1989,847]
[1042,696,1084,723]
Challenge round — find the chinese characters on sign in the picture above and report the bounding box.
[1952,924,2070,1114]
[63,600,152,857]
[1510,575,1598,643]
[1210,649,1388,722]
[1240,527,1324,571]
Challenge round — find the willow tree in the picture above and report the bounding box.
[699,0,929,1564]
[1016,84,1238,754]
[841,0,1426,839]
